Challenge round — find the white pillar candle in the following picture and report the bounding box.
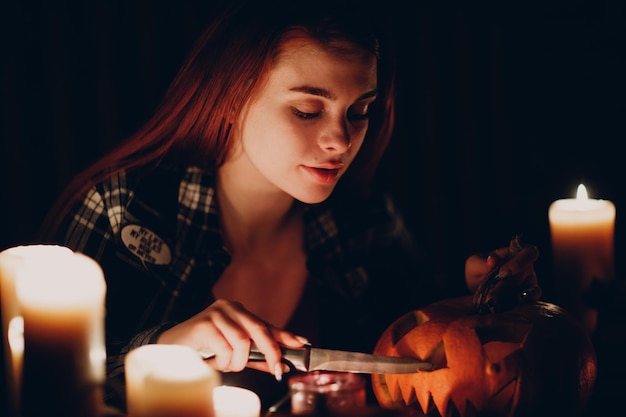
[549,184,616,288]
[0,244,74,417]
[126,344,221,417]
[548,184,616,327]
[15,249,107,417]
[213,386,261,417]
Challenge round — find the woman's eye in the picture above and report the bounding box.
[292,108,320,119]
[348,112,369,122]
[291,106,370,121]
[348,103,371,122]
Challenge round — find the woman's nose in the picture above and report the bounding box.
[318,117,351,153]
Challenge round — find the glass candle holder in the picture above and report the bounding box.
[289,371,366,415]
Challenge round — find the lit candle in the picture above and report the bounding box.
[0,244,74,417]
[548,184,616,318]
[213,386,261,417]
[126,344,221,417]
[15,249,107,417]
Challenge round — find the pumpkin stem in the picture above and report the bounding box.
[472,235,524,314]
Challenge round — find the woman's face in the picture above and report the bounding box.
[233,37,378,204]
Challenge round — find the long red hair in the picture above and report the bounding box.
[40,0,396,238]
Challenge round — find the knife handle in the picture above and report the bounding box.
[198,349,264,360]
[249,346,308,372]
[199,346,308,372]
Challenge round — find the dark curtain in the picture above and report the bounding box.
[1,0,625,301]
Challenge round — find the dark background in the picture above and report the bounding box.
[0,0,625,414]
[2,0,624,295]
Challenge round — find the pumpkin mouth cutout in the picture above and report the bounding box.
[384,320,530,416]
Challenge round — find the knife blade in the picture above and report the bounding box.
[201,345,433,374]
[282,345,433,374]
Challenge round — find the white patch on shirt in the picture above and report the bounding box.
[121,224,172,266]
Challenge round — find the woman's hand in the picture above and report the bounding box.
[465,244,539,293]
[156,298,307,380]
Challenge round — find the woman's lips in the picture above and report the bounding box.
[302,166,341,184]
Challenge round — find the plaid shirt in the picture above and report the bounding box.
[52,163,434,408]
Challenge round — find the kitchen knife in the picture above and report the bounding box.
[201,345,433,374]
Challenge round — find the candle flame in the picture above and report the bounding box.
[576,184,588,201]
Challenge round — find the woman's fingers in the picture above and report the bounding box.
[195,299,304,380]
[208,318,250,371]
[465,244,539,292]
[499,245,539,278]
[204,299,277,372]
[157,298,308,380]
[465,253,492,292]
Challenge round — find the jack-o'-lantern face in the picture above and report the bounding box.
[372,297,597,417]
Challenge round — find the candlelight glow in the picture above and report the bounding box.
[576,184,588,201]
[7,316,23,357]
[7,316,24,392]
[16,252,106,309]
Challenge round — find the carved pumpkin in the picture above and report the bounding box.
[372,238,597,417]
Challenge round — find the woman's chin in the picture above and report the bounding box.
[292,187,336,205]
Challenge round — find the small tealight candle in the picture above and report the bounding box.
[548,184,616,324]
[15,249,107,417]
[213,386,261,417]
[126,344,221,417]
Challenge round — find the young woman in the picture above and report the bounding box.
[40,0,538,411]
